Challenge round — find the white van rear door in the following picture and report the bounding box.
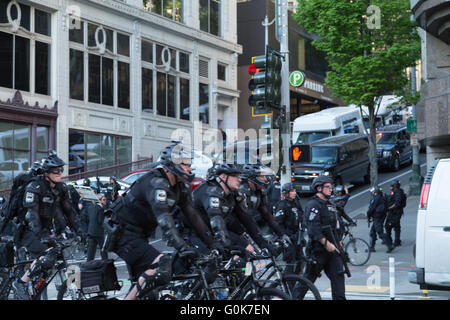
[425,159,450,281]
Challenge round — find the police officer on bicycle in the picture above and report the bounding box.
[12,151,82,300]
[298,176,346,300]
[106,142,213,300]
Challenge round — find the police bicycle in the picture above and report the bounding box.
[341,221,371,266]
[157,248,291,301]
[0,236,79,300]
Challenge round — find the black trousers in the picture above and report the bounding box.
[385,212,402,244]
[86,235,108,261]
[370,217,392,248]
[297,250,346,300]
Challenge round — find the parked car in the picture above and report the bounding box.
[291,134,370,193]
[73,176,130,196]
[376,124,412,171]
[0,159,29,181]
[121,169,149,185]
[409,158,450,291]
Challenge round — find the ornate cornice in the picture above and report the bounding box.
[0,91,58,117]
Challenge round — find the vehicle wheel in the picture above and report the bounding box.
[392,156,400,171]
[280,274,322,300]
[243,287,290,300]
[345,238,371,266]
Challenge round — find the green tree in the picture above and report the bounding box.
[293,0,421,186]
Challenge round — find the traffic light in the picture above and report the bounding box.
[248,46,283,116]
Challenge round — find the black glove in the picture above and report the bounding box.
[263,242,279,257]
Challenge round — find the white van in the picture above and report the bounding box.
[409,158,450,291]
[355,95,402,131]
[292,106,364,145]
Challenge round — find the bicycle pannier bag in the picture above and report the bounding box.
[79,259,121,294]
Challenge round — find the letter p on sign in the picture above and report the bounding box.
[290,71,305,87]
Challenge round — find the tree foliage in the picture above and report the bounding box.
[293,0,421,186]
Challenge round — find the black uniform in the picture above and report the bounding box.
[367,192,392,250]
[298,195,346,300]
[66,184,81,215]
[267,181,282,213]
[274,197,305,274]
[110,168,212,279]
[86,203,108,261]
[385,189,403,246]
[193,179,249,252]
[239,180,285,237]
[21,176,80,257]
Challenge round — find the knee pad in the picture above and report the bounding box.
[28,248,58,278]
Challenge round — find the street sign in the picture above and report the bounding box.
[410,133,419,147]
[289,70,306,87]
[407,119,417,133]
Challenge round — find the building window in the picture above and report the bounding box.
[180,78,190,120]
[143,0,183,22]
[0,2,51,95]
[143,41,190,120]
[199,83,209,124]
[200,0,220,36]
[0,121,50,190]
[218,63,227,81]
[68,129,132,176]
[69,20,131,109]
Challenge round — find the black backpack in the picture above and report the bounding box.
[5,173,36,221]
[400,188,407,208]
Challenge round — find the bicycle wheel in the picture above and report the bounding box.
[243,287,290,300]
[281,274,322,300]
[345,238,371,266]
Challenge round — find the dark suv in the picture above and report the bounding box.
[291,134,370,193]
[376,124,412,171]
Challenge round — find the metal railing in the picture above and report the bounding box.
[0,156,153,198]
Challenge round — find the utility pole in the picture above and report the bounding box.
[277,0,291,185]
[408,15,422,196]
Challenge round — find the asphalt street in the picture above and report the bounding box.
[46,153,450,300]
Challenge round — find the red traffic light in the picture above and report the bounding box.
[248,63,259,76]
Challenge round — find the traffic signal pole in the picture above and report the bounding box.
[278,0,291,186]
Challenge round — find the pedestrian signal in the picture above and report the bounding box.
[290,144,311,163]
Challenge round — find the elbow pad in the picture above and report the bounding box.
[157,213,185,250]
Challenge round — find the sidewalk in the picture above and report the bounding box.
[323,195,450,300]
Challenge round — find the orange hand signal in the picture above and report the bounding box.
[292,147,302,161]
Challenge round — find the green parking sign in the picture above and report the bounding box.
[407,119,417,133]
[290,71,306,87]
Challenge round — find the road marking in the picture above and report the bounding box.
[349,163,427,201]
[326,285,390,293]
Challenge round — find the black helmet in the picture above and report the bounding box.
[335,185,344,194]
[157,142,195,183]
[391,181,400,189]
[208,163,242,179]
[311,176,334,191]
[83,178,91,186]
[42,150,66,173]
[281,183,296,194]
[30,161,43,175]
[0,196,5,204]
[241,163,275,186]
[370,185,383,193]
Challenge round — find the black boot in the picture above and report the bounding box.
[369,238,376,252]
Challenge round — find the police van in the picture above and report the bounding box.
[409,158,450,291]
[292,106,364,145]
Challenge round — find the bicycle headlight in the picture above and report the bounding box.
[383,151,391,158]
[322,171,330,176]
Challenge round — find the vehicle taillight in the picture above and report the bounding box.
[419,183,430,210]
